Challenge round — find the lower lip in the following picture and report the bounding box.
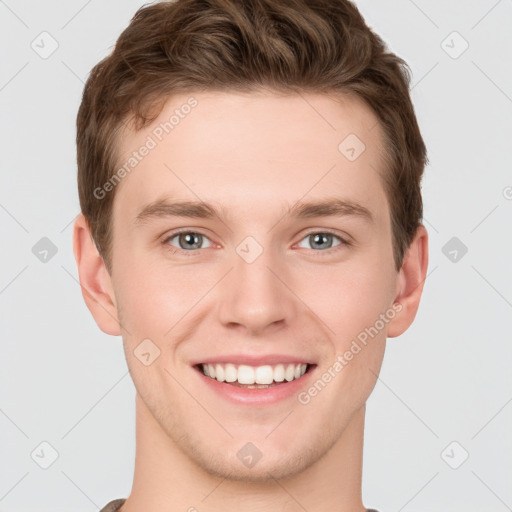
[193,365,316,405]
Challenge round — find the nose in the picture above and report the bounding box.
[217,244,297,336]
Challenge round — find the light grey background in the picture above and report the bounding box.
[1,1,511,511]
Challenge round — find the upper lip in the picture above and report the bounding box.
[191,354,314,366]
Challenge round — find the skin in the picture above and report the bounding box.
[73,90,428,512]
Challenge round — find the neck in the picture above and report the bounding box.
[121,394,367,512]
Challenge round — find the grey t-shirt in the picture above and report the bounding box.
[100,498,380,511]
[100,499,126,512]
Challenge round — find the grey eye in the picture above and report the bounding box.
[297,233,342,250]
[167,232,212,250]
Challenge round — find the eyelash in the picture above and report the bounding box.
[161,229,351,257]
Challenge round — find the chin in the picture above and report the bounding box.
[183,433,332,483]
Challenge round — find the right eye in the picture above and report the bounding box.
[163,231,213,253]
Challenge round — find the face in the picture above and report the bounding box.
[108,90,400,481]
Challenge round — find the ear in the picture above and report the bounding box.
[72,214,121,336]
[387,224,429,338]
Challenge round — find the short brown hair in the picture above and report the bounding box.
[77,0,427,272]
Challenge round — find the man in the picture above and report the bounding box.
[73,0,428,510]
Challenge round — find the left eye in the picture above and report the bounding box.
[297,232,343,251]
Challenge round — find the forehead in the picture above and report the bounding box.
[112,90,389,223]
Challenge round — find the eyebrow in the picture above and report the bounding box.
[134,197,374,225]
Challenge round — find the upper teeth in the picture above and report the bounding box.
[201,363,308,384]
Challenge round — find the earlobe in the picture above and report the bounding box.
[387,224,429,338]
[73,214,122,336]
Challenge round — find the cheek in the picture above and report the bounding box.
[321,263,393,403]
[302,259,395,343]
[112,248,230,391]
[112,257,217,339]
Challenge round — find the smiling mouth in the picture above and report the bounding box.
[194,362,314,388]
